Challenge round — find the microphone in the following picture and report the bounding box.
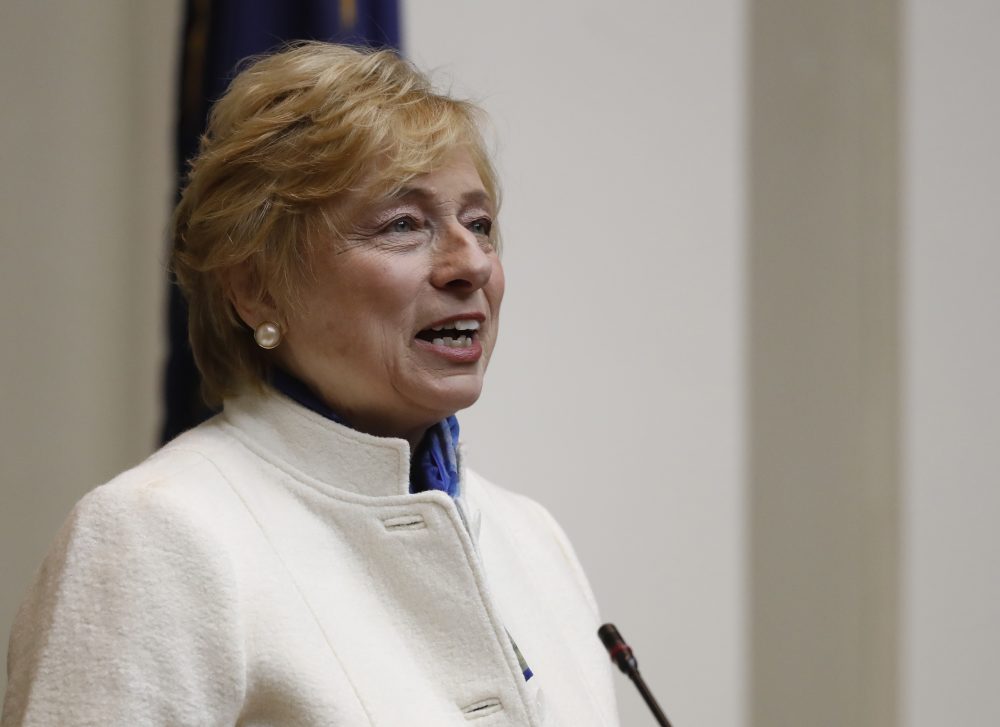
[598,623,673,727]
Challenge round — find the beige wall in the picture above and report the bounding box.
[0,0,180,698]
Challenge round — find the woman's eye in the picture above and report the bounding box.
[468,218,493,236]
[385,216,418,233]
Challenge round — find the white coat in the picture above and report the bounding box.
[2,391,620,726]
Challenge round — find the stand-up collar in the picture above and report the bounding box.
[221,389,413,498]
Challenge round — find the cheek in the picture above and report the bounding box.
[333,278,417,356]
[287,286,369,362]
[290,252,427,366]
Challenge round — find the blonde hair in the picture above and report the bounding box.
[171,42,500,405]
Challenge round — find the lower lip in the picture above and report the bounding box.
[414,337,483,363]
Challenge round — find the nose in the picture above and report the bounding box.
[430,220,494,292]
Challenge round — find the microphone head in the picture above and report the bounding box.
[598,622,638,673]
[598,623,625,651]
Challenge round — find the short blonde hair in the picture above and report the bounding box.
[171,42,500,405]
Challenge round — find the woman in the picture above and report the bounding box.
[2,43,619,726]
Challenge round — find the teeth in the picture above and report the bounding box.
[430,319,480,332]
[430,336,473,348]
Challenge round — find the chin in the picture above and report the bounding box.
[419,377,484,419]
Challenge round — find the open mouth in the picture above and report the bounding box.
[415,319,480,348]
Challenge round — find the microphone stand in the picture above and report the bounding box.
[598,623,673,727]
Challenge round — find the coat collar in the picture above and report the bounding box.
[221,388,414,498]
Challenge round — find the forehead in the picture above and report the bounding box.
[394,155,491,205]
[348,150,492,212]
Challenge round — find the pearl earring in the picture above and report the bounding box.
[253,321,282,349]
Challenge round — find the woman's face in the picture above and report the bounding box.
[277,151,504,445]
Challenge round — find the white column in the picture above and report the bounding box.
[746,1,901,725]
[902,1,1000,724]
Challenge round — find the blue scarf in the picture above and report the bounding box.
[269,369,461,497]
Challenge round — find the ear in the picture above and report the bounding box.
[225,262,282,331]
